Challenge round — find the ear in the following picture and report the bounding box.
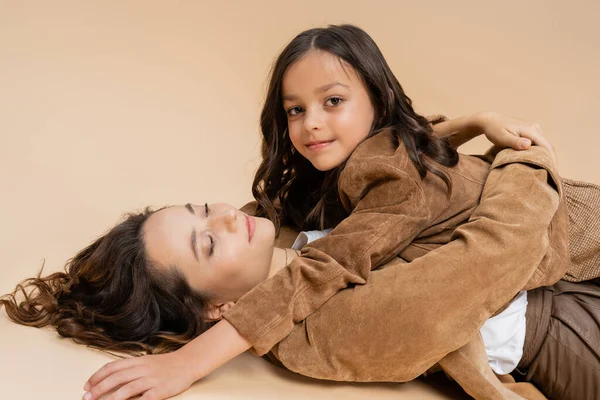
[205,301,235,321]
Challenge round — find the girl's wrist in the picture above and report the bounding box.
[470,111,494,132]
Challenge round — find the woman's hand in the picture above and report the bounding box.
[83,319,252,400]
[83,351,195,400]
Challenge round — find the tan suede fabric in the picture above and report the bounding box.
[224,130,569,358]
[438,333,525,400]
[263,151,568,385]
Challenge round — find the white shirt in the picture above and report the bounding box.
[292,229,526,374]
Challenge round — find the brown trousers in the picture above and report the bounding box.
[516,279,600,399]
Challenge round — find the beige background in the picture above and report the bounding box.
[0,1,598,399]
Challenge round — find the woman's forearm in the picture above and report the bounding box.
[179,319,251,382]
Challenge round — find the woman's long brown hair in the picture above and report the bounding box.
[0,208,214,357]
[253,24,459,232]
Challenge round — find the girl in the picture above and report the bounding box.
[82,24,596,399]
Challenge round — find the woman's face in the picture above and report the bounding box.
[143,203,276,304]
[282,50,375,171]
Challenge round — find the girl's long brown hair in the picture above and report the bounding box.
[0,208,214,357]
[253,24,459,232]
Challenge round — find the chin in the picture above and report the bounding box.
[257,217,276,240]
[311,159,341,172]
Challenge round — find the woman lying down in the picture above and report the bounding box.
[2,145,600,400]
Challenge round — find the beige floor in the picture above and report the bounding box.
[0,313,468,399]
[1,2,599,399]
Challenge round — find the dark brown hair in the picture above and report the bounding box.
[0,208,213,356]
[253,24,458,231]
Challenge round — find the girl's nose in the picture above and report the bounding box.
[304,107,324,131]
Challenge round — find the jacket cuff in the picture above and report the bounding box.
[491,147,562,197]
[223,304,293,356]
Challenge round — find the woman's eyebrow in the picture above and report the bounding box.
[185,204,200,260]
[185,203,195,215]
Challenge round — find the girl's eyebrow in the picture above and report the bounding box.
[283,82,350,102]
[315,81,349,93]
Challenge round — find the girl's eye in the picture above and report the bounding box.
[326,97,343,106]
[204,203,210,217]
[287,106,303,116]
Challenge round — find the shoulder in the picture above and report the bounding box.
[346,129,402,163]
[339,130,425,208]
[342,129,420,185]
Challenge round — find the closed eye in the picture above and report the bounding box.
[208,235,215,256]
[204,203,214,256]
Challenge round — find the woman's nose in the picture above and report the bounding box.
[210,208,238,233]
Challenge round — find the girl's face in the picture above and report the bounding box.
[282,50,375,171]
[143,203,276,305]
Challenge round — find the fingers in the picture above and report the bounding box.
[109,378,154,400]
[498,130,531,150]
[140,388,161,400]
[515,123,544,145]
[511,133,532,150]
[517,124,553,151]
[85,359,137,391]
[85,367,146,400]
[515,124,558,168]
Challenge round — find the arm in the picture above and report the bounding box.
[84,319,251,400]
[430,113,483,147]
[431,112,552,157]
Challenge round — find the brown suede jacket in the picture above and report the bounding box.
[223,128,570,372]
[267,149,569,386]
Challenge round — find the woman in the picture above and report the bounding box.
[3,142,599,400]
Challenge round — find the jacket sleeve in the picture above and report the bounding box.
[223,162,432,355]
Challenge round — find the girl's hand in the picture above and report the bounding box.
[474,111,548,150]
[474,111,557,167]
[83,350,196,400]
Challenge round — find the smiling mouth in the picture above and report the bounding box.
[245,215,255,243]
[306,140,334,151]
